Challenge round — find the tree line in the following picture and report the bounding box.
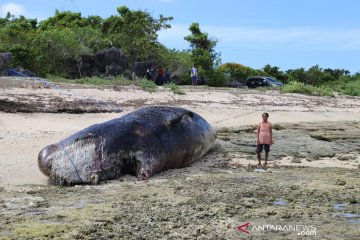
[1,5,359,94]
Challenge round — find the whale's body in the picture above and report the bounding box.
[38,106,216,185]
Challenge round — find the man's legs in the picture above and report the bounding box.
[264,144,270,166]
[256,144,263,165]
[264,152,268,166]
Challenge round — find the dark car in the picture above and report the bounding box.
[246,77,284,88]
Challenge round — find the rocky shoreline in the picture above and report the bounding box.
[1,160,359,239]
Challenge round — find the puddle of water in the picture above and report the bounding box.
[273,198,288,206]
[333,203,360,223]
[237,176,257,181]
[283,176,299,181]
[335,213,360,218]
[24,210,47,216]
[204,169,234,174]
[333,212,360,224]
[333,202,360,210]
[254,168,266,173]
[334,203,347,210]
[67,200,86,209]
[348,219,360,224]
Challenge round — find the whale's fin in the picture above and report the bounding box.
[167,111,194,126]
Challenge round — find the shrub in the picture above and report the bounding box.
[136,78,157,92]
[219,62,266,83]
[163,83,185,95]
[281,81,334,96]
[207,69,226,87]
[339,80,360,96]
[47,75,132,85]
[281,81,313,94]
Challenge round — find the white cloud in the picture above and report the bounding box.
[0,3,26,16]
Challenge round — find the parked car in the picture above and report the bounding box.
[246,77,284,88]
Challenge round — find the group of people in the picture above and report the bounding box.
[146,66,168,85]
[146,65,201,86]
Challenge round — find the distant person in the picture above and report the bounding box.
[146,67,153,80]
[157,66,165,85]
[256,112,273,166]
[191,66,198,85]
[164,68,170,84]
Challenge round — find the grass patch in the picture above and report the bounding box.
[45,75,159,92]
[14,222,72,239]
[281,81,334,96]
[46,75,132,86]
[163,83,185,95]
[135,78,158,92]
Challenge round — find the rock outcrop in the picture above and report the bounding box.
[0,52,12,75]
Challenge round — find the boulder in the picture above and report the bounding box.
[105,63,123,76]
[79,54,96,77]
[63,58,80,79]
[0,52,12,75]
[11,66,35,77]
[133,60,157,80]
[94,48,128,74]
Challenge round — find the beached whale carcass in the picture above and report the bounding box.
[38,106,216,185]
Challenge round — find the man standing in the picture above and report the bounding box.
[191,66,198,85]
[157,66,165,85]
[256,113,273,166]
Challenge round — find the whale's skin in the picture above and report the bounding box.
[38,106,216,185]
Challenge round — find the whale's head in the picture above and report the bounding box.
[38,138,101,185]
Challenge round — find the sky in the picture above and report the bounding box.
[1,0,360,74]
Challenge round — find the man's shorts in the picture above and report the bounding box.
[192,76,197,83]
[256,144,270,153]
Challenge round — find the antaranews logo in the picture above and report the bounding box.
[237,222,250,234]
[236,222,317,236]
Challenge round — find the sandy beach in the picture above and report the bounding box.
[0,77,359,239]
[1,77,360,186]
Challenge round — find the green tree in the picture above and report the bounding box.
[219,62,265,83]
[0,14,38,69]
[0,12,12,28]
[31,28,89,76]
[74,26,110,53]
[286,68,306,83]
[263,64,286,82]
[103,5,173,62]
[38,10,88,30]
[305,65,323,85]
[0,14,37,48]
[155,45,192,75]
[184,22,221,86]
[184,23,218,70]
